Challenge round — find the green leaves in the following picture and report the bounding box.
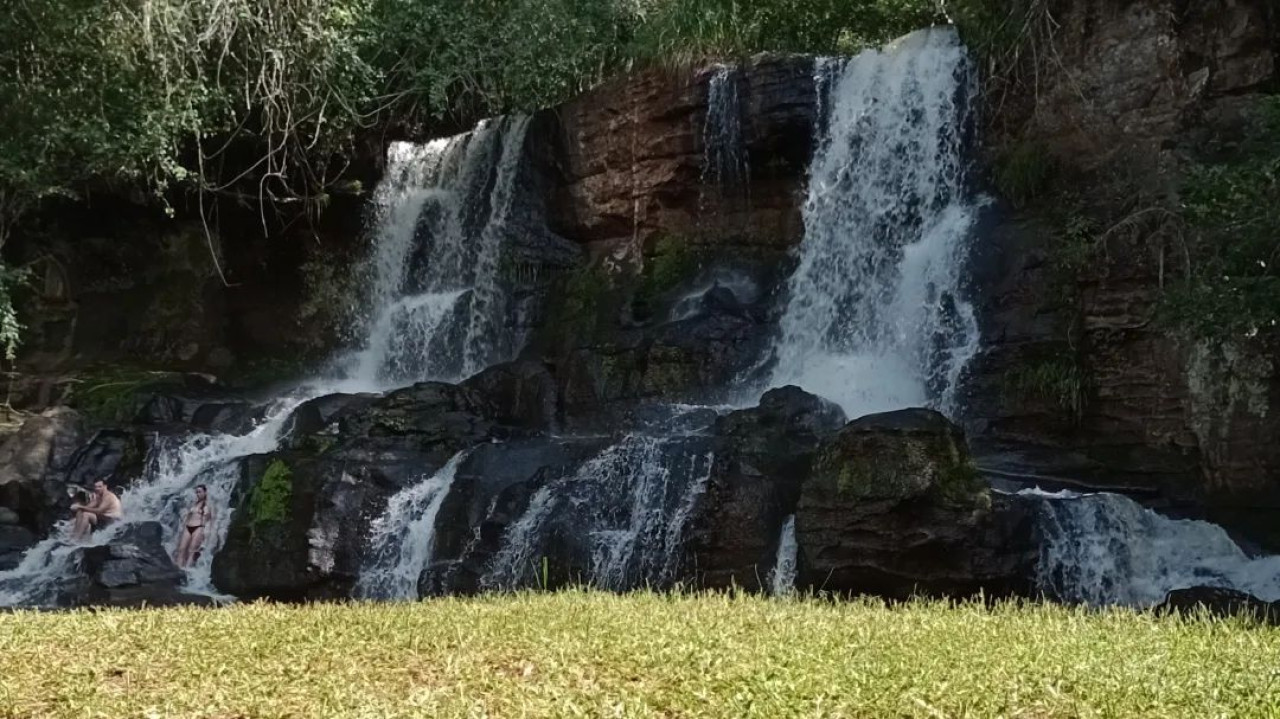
[1160,96,1280,341]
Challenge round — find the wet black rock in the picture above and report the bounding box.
[1158,586,1280,624]
[0,408,86,531]
[461,359,560,431]
[67,522,211,608]
[0,524,37,572]
[688,386,847,591]
[795,408,1037,599]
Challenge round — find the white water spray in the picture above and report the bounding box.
[770,515,799,596]
[1035,491,1280,606]
[767,28,979,418]
[356,452,466,600]
[483,436,714,591]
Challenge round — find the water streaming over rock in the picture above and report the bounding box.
[702,64,747,191]
[483,435,714,591]
[347,116,532,387]
[355,452,467,600]
[769,514,799,596]
[1032,489,1280,606]
[766,28,979,419]
[0,117,535,607]
[0,397,305,605]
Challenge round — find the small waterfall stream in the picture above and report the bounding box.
[770,515,798,597]
[0,398,306,605]
[483,434,714,592]
[356,452,467,600]
[702,64,747,191]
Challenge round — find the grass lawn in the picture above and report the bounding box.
[1,591,1278,718]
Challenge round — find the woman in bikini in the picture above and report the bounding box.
[174,484,214,568]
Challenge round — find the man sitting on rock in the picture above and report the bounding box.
[69,479,123,541]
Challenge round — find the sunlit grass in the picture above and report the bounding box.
[2,591,1278,718]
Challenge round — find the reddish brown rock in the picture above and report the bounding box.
[968,0,1280,545]
[544,55,817,260]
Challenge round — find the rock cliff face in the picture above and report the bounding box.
[964,0,1280,546]
[545,57,816,257]
[525,56,817,417]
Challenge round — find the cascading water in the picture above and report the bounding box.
[766,28,979,419]
[355,452,466,600]
[0,397,305,605]
[483,435,714,591]
[346,116,532,387]
[1031,489,1280,607]
[769,515,798,596]
[0,116,535,608]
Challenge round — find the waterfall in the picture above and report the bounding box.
[702,64,747,191]
[0,116,534,608]
[769,515,798,596]
[766,28,979,419]
[346,116,532,388]
[355,452,466,600]
[1033,490,1280,607]
[483,435,714,591]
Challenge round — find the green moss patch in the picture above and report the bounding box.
[248,459,293,527]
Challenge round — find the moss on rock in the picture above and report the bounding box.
[249,459,293,527]
[810,408,988,510]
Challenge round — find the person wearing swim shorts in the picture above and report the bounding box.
[69,479,123,542]
[174,484,215,568]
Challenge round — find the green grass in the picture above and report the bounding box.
[2,592,1279,717]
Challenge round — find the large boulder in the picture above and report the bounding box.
[688,386,846,590]
[0,408,85,529]
[212,453,395,600]
[214,380,518,600]
[1157,586,1280,624]
[796,408,1037,599]
[332,381,506,460]
[66,522,212,607]
[460,359,560,431]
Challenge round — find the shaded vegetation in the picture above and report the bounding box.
[642,234,703,301]
[1159,97,1280,342]
[993,140,1054,208]
[1005,357,1089,422]
[0,0,946,238]
[65,368,183,425]
[2,592,1279,717]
